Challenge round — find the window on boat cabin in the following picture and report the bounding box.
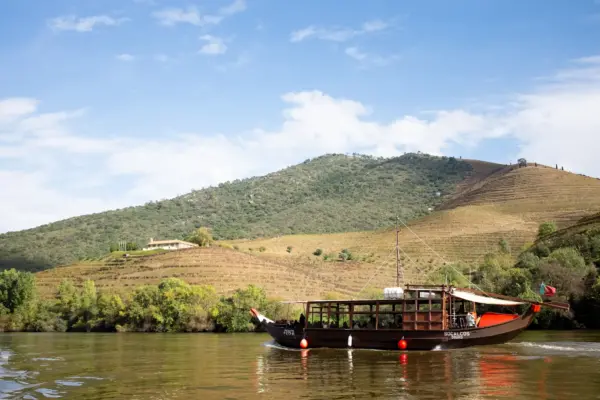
[307,303,351,329]
[376,303,404,329]
[352,304,377,329]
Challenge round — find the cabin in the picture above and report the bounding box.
[302,284,521,332]
[142,238,199,251]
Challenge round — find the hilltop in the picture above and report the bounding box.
[0,153,474,271]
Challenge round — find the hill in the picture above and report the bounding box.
[34,164,600,301]
[439,164,600,228]
[0,153,475,272]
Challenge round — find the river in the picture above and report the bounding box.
[1,331,599,399]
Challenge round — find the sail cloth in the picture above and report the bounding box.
[451,290,526,306]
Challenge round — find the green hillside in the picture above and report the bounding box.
[507,213,600,329]
[0,153,474,272]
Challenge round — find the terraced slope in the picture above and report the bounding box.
[1,153,473,272]
[34,163,600,300]
[35,246,395,300]
[33,205,538,300]
[438,165,600,228]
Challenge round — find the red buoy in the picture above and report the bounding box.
[398,339,407,350]
[300,338,308,349]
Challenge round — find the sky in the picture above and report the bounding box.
[1,0,600,233]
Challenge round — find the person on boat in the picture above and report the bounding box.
[299,313,306,328]
[466,311,478,327]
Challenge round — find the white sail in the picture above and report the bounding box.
[451,289,525,306]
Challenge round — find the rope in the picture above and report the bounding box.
[396,218,494,297]
[352,248,396,300]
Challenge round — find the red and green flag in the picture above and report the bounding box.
[539,282,556,297]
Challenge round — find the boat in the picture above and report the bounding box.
[250,221,570,351]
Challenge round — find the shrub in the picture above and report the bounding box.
[498,238,511,254]
[313,248,323,256]
[286,246,293,253]
[533,243,551,258]
[515,252,540,270]
[339,249,353,261]
[186,227,214,247]
[538,221,557,239]
[547,247,587,271]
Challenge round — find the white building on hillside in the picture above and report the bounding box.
[142,238,199,251]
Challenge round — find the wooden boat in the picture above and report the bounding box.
[250,222,570,351]
[251,284,569,351]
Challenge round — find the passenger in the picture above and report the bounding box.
[466,312,476,327]
[299,313,306,327]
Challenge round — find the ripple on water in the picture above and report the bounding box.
[35,387,63,398]
[2,332,600,399]
[510,341,600,357]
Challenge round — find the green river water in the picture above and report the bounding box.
[1,331,599,399]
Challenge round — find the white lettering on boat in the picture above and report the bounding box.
[444,331,471,339]
[283,329,295,336]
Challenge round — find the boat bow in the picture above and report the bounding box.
[250,308,275,324]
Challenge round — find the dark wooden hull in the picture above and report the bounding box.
[264,309,535,351]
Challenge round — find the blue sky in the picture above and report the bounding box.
[1,0,600,232]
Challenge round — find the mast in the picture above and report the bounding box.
[395,216,403,287]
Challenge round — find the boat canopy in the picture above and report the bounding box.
[451,289,525,306]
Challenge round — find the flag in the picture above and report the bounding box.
[539,282,556,297]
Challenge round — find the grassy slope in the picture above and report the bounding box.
[35,164,600,300]
[0,153,473,272]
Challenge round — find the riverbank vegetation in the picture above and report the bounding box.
[0,271,298,333]
[433,219,600,329]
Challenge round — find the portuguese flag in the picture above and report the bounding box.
[539,282,556,297]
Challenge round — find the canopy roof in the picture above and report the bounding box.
[451,289,525,306]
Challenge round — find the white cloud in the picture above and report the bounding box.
[220,0,246,16]
[345,47,398,67]
[116,53,135,61]
[2,55,600,232]
[152,7,205,26]
[345,47,367,61]
[0,98,39,122]
[48,15,128,32]
[290,19,390,42]
[153,0,246,27]
[199,35,227,55]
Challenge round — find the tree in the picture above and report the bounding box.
[498,238,511,254]
[187,227,213,247]
[517,158,527,167]
[547,247,587,272]
[77,280,99,331]
[125,242,138,251]
[538,221,557,239]
[0,269,35,313]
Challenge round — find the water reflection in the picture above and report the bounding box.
[257,339,600,400]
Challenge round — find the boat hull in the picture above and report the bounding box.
[263,310,534,351]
